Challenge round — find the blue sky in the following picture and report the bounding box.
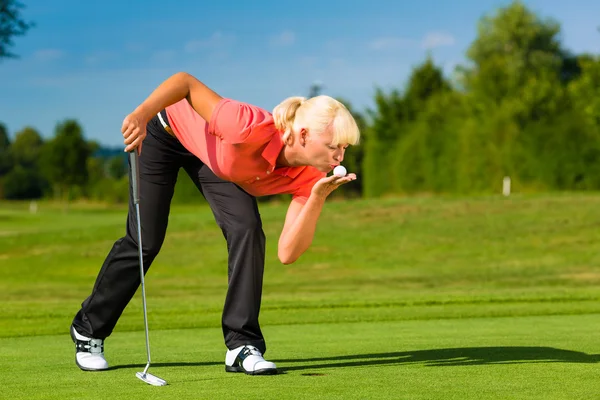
[1,0,599,147]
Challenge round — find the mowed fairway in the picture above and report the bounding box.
[1,193,600,399]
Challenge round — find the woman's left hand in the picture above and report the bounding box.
[311,173,357,199]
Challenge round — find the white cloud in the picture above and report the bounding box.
[85,51,117,66]
[368,37,415,51]
[368,32,455,51]
[270,30,296,47]
[33,49,64,62]
[184,31,235,53]
[421,32,455,49]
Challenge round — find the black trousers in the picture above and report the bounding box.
[72,112,268,353]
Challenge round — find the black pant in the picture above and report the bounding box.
[72,112,268,353]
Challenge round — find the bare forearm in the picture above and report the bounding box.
[278,195,326,264]
[121,72,222,153]
[132,72,195,121]
[133,73,189,120]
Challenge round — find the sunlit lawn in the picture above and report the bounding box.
[1,192,599,399]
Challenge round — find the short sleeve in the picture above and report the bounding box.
[207,98,271,144]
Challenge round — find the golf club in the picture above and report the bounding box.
[129,150,168,387]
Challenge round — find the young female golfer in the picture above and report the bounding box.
[70,72,360,375]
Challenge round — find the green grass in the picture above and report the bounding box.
[1,192,600,399]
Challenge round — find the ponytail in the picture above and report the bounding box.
[272,96,305,143]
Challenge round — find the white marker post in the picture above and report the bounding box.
[502,176,511,197]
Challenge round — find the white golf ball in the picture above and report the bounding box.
[333,165,347,177]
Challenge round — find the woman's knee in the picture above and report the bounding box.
[222,214,264,238]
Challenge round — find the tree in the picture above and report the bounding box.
[465,1,562,70]
[87,139,101,156]
[2,125,48,199]
[10,126,43,168]
[362,88,406,197]
[394,90,466,194]
[459,0,567,124]
[107,154,127,180]
[0,122,11,176]
[3,164,45,199]
[560,55,600,189]
[332,98,367,198]
[403,55,451,120]
[568,55,600,127]
[41,119,90,203]
[0,0,34,60]
[0,122,9,148]
[363,57,452,197]
[449,1,574,193]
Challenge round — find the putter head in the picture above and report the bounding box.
[136,371,167,386]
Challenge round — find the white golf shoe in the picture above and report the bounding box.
[225,345,278,375]
[70,326,109,371]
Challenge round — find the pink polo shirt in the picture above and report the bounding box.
[165,98,325,203]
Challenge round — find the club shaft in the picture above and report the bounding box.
[130,151,152,374]
[135,203,152,372]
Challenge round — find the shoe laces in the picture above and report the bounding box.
[239,346,262,360]
[76,338,104,355]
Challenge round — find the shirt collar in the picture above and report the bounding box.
[261,131,304,179]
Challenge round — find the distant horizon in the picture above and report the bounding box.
[2,0,598,147]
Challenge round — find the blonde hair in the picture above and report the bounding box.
[272,95,360,146]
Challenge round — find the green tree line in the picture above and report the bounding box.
[1,1,599,204]
[363,2,600,197]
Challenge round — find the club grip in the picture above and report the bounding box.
[129,151,140,205]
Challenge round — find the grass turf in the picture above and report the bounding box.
[1,192,599,398]
[2,315,599,399]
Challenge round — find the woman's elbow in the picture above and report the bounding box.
[278,249,298,265]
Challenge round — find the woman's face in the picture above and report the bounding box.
[301,127,348,173]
